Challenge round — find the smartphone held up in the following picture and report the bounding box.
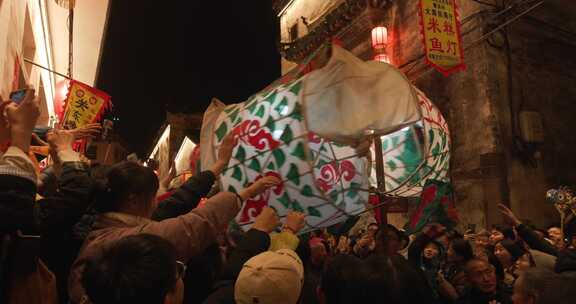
[9,89,29,104]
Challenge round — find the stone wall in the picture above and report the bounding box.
[388,0,576,229]
[496,10,576,228]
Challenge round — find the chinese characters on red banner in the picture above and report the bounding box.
[61,80,111,129]
[419,0,465,75]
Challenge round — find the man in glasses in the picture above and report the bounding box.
[458,258,512,304]
[81,234,185,304]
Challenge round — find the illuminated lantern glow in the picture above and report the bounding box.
[374,53,390,63]
[54,79,70,119]
[371,26,388,50]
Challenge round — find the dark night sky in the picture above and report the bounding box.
[97,1,280,156]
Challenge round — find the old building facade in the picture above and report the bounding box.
[0,0,110,127]
[274,0,576,229]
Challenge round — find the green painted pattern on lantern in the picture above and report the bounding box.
[292,103,303,121]
[278,192,292,208]
[291,142,306,160]
[248,159,261,172]
[227,185,237,193]
[264,90,278,105]
[275,97,288,115]
[301,185,314,197]
[213,75,370,233]
[265,117,275,130]
[231,166,243,182]
[246,98,258,114]
[280,125,294,144]
[286,163,300,185]
[235,146,246,162]
[291,200,304,213]
[229,108,240,125]
[267,162,275,170]
[272,149,286,168]
[215,122,228,142]
[307,206,322,217]
[289,81,302,96]
[346,189,359,199]
[255,105,265,118]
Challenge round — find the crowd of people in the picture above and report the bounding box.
[1,90,575,304]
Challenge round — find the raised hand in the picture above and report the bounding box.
[70,123,101,139]
[422,223,447,238]
[47,129,75,152]
[239,176,282,201]
[337,235,351,254]
[218,133,236,165]
[252,207,279,233]
[6,89,40,131]
[284,211,306,234]
[497,203,521,226]
[6,89,40,152]
[210,132,236,175]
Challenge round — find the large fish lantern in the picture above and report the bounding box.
[200,46,449,232]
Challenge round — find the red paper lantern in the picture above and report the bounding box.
[371,26,388,50]
[374,53,390,63]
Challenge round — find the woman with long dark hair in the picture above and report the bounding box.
[68,160,279,303]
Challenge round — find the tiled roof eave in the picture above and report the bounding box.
[279,0,391,63]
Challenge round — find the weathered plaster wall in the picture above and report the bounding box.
[495,10,576,228]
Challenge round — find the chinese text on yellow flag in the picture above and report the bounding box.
[61,80,111,129]
[418,0,465,76]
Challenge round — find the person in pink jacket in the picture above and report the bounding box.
[68,160,279,303]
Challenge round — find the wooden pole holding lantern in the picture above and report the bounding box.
[372,134,388,226]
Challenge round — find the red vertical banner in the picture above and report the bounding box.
[418,0,465,76]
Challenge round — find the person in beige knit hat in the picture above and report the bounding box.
[234,249,304,304]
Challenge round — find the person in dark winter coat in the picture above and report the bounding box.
[0,90,97,303]
[498,204,576,276]
[458,258,512,304]
[441,237,475,300]
[204,207,306,304]
[408,224,447,299]
[82,234,185,304]
[0,89,42,234]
